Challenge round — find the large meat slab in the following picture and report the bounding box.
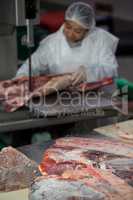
[0,75,112,112]
[54,137,133,157]
[38,136,133,199]
[29,174,133,200]
[0,74,71,112]
[0,147,38,192]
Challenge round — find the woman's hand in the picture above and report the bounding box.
[72,66,87,86]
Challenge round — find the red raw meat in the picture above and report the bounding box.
[29,174,133,200]
[39,138,133,187]
[38,137,133,199]
[29,175,105,200]
[39,146,133,186]
[54,137,133,158]
[0,74,73,112]
[104,158,133,187]
[39,147,127,175]
[0,75,113,112]
[0,146,38,192]
[0,75,51,112]
[77,77,113,92]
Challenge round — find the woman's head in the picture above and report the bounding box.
[64,2,95,43]
[64,20,88,43]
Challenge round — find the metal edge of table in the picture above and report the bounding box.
[0,107,118,133]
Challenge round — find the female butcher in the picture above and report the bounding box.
[16,2,119,85]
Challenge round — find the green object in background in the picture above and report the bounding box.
[116,78,133,100]
[0,140,6,150]
[31,132,52,144]
[0,133,12,150]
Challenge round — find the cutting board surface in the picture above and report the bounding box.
[94,120,133,142]
[0,189,28,200]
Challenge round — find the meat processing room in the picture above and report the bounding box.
[0,0,133,199]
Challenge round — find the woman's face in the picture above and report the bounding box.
[63,20,88,43]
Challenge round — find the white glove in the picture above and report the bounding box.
[71,66,87,86]
[33,74,72,96]
[43,74,72,95]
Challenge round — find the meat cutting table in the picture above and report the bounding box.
[0,85,119,133]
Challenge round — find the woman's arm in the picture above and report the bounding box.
[15,42,49,78]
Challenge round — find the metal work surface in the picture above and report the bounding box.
[0,107,117,133]
[28,84,116,116]
[0,85,118,133]
[18,141,53,164]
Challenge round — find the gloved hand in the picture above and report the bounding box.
[71,66,87,86]
[32,74,73,96]
[43,74,72,95]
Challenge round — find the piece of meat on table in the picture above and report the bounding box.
[29,175,105,200]
[39,144,133,187]
[0,74,72,112]
[39,156,103,181]
[0,75,52,111]
[38,136,133,199]
[0,146,38,192]
[54,137,133,158]
[77,77,113,92]
[0,75,113,112]
[104,158,133,187]
[39,147,126,176]
[29,174,133,200]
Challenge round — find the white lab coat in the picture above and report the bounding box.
[16,26,119,82]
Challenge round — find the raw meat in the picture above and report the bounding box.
[39,147,126,176]
[29,174,133,200]
[0,76,51,112]
[0,75,113,112]
[29,175,105,200]
[0,146,38,192]
[77,77,113,92]
[54,137,133,158]
[38,136,133,199]
[0,74,73,112]
[39,138,133,187]
[104,158,133,186]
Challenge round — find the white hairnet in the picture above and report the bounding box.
[65,2,96,30]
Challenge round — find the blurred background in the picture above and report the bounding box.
[0,0,133,81]
[40,0,133,82]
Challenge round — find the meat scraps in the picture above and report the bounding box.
[0,146,38,192]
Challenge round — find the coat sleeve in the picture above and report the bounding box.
[86,32,119,82]
[15,40,49,78]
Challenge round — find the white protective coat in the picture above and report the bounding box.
[16,26,119,82]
